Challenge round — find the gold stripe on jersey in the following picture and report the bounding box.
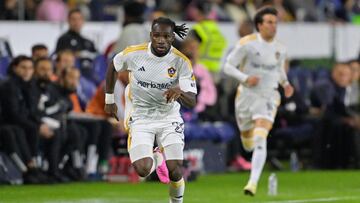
[239,33,257,45]
[128,72,133,101]
[124,106,132,134]
[124,73,133,133]
[127,130,132,150]
[172,48,193,71]
[123,43,148,55]
[235,85,242,100]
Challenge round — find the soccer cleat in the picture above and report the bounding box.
[244,182,257,196]
[154,147,170,184]
[234,156,251,171]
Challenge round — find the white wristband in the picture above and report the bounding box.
[105,93,115,104]
[282,80,290,87]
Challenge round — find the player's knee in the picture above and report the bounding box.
[241,131,254,152]
[241,137,254,152]
[253,135,267,150]
[166,160,183,181]
[133,158,152,177]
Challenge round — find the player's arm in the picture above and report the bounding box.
[279,58,294,98]
[223,43,259,86]
[104,52,127,120]
[178,91,196,108]
[164,60,197,108]
[164,86,196,108]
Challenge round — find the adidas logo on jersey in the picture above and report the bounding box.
[138,66,145,71]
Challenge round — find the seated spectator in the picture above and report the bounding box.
[0,0,18,20]
[224,0,256,24]
[36,0,67,22]
[53,49,76,81]
[0,0,37,20]
[311,63,356,169]
[262,0,296,22]
[56,67,112,177]
[86,73,127,135]
[0,101,45,184]
[31,44,49,61]
[346,59,360,110]
[0,55,56,183]
[33,57,76,182]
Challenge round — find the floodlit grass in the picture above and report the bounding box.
[1,171,360,203]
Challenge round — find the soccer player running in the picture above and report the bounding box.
[223,7,294,196]
[105,17,197,203]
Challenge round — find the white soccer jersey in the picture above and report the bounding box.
[113,43,197,120]
[224,33,288,92]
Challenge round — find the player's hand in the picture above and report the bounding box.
[104,103,119,121]
[245,76,260,87]
[284,84,294,98]
[163,86,182,103]
[39,124,54,139]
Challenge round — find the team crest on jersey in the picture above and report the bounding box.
[275,51,280,60]
[167,67,176,78]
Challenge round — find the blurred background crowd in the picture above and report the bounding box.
[1,0,360,23]
[0,0,360,185]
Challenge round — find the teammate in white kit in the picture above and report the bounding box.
[105,17,197,203]
[223,7,294,196]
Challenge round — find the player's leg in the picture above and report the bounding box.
[164,144,185,203]
[128,125,163,178]
[159,120,185,203]
[235,88,255,152]
[244,118,273,196]
[131,146,155,177]
[244,92,279,196]
[153,147,170,183]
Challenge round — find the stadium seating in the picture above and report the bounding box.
[0,57,10,79]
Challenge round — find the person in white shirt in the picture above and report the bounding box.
[105,17,197,203]
[223,6,294,196]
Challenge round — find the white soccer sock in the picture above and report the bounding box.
[249,128,268,185]
[149,151,163,175]
[169,178,185,203]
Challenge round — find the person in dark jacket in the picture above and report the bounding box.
[57,67,111,177]
[0,55,53,183]
[311,63,356,169]
[55,8,98,82]
[33,58,84,181]
[55,8,97,55]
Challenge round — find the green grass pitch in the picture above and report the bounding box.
[1,171,360,203]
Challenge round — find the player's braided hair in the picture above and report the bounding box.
[152,17,188,39]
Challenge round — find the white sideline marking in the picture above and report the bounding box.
[263,196,358,203]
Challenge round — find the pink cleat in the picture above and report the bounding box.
[154,147,170,184]
[235,156,251,170]
[230,155,251,171]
